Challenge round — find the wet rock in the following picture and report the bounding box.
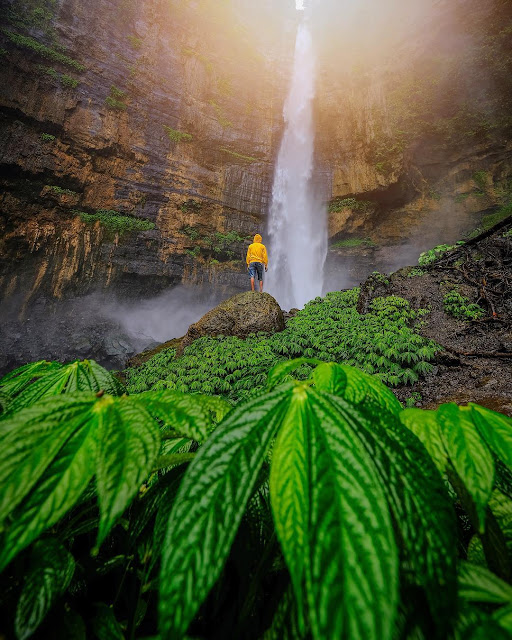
[179,291,284,354]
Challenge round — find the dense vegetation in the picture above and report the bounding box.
[124,290,439,399]
[1,351,512,639]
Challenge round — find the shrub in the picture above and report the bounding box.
[105,86,127,111]
[46,185,77,196]
[40,133,55,142]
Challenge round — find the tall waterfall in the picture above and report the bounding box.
[266,20,327,310]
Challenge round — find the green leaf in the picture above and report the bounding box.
[437,404,494,533]
[271,386,398,640]
[0,360,62,399]
[95,397,161,547]
[493,604,512,633]
[266,358,321,390]
[0,414,97,571]
[134,389,229,441]
[15,538,75,640]
[91,603,125,640]
[0,395,97,529]
[399,408,448,474]
[470,404,512,470]
[3,360,124,416]
[159,383,293,639]
[458,561,512,604]
[329,395,457,633]
[315,363,402,416]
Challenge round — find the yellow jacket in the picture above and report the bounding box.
[246,234,268,267]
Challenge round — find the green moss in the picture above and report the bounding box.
[164,126,193,143]
[328,198,375,213]
[455,193,470,203]
[473,171,489,191]
[41,133,55,142]
[208,101,233,128]
[105,96,126,110]
[74,209,155,234]
[46,185,77,196]
[219,148,257,163]
[466,203,512,239]
[127,35,142,49]
[331,237,376,249]
[2,29,85,71]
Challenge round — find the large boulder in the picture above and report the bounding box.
[179,291,284,353]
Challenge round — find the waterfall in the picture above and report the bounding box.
[266,19,327,310]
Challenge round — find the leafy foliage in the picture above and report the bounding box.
[1,356,512,638]
[443,288,485,320]
[418,241,465,266]
[164,125,193,143]
[1,28,85,71]
[328,197,375,213]
[125,290,439,400]
[76,209,155,233]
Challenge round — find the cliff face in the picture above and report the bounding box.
[0,0,295,303]
[312,0,512,288]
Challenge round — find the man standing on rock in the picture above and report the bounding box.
[246,233,268,292]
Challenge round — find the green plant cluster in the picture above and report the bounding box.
[208,100,233,128]
[219,147,257,163]
[126,290,438,400]
[1,356,512,638]
[331,237,376,249]
[127,34,142,49]
[179,200,201,214]
[503,228,512,238]
[164,126,193,143]
[5,0,56,36]
[40,133,55,142]
[46,184,77,196]
[105,86,127,111]
[473,170,489,192]
[2,29,84,71]
[418,241,465,266]
[328,197,374,213]
[123,349,177,394]
[75,209,155,233]
[41,65,79,88]
[443,289,485,321]
[180,226,248,260]
[407,267,426,278]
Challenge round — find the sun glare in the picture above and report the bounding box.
[296,0,305,10]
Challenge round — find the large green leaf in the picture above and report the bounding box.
[493,605,512,633]
[0,360,62,399]
[15,538,75,639]
[95,397,161,547]
[0,395,97,527]
[458,561,512,604]
[266,358,321,390]
[91,603,125,640]
[337,397,457,631]
[471,404,512,470]
[0,392,164,569]
[134,389,230,441]
[437,404,494,533]
[271,385,398,640]
[313,362,402,416]
[159,383,293,639]
[2,360,124,417]
[399,408,448,474]
[0,417,97,570]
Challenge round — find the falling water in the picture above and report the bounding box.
[266,19,327,310]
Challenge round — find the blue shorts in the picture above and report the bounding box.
[248,262,264,280]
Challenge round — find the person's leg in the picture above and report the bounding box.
[259,278,263,292]
[251,277,255,291]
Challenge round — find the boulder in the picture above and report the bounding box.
[179,291,284,353]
